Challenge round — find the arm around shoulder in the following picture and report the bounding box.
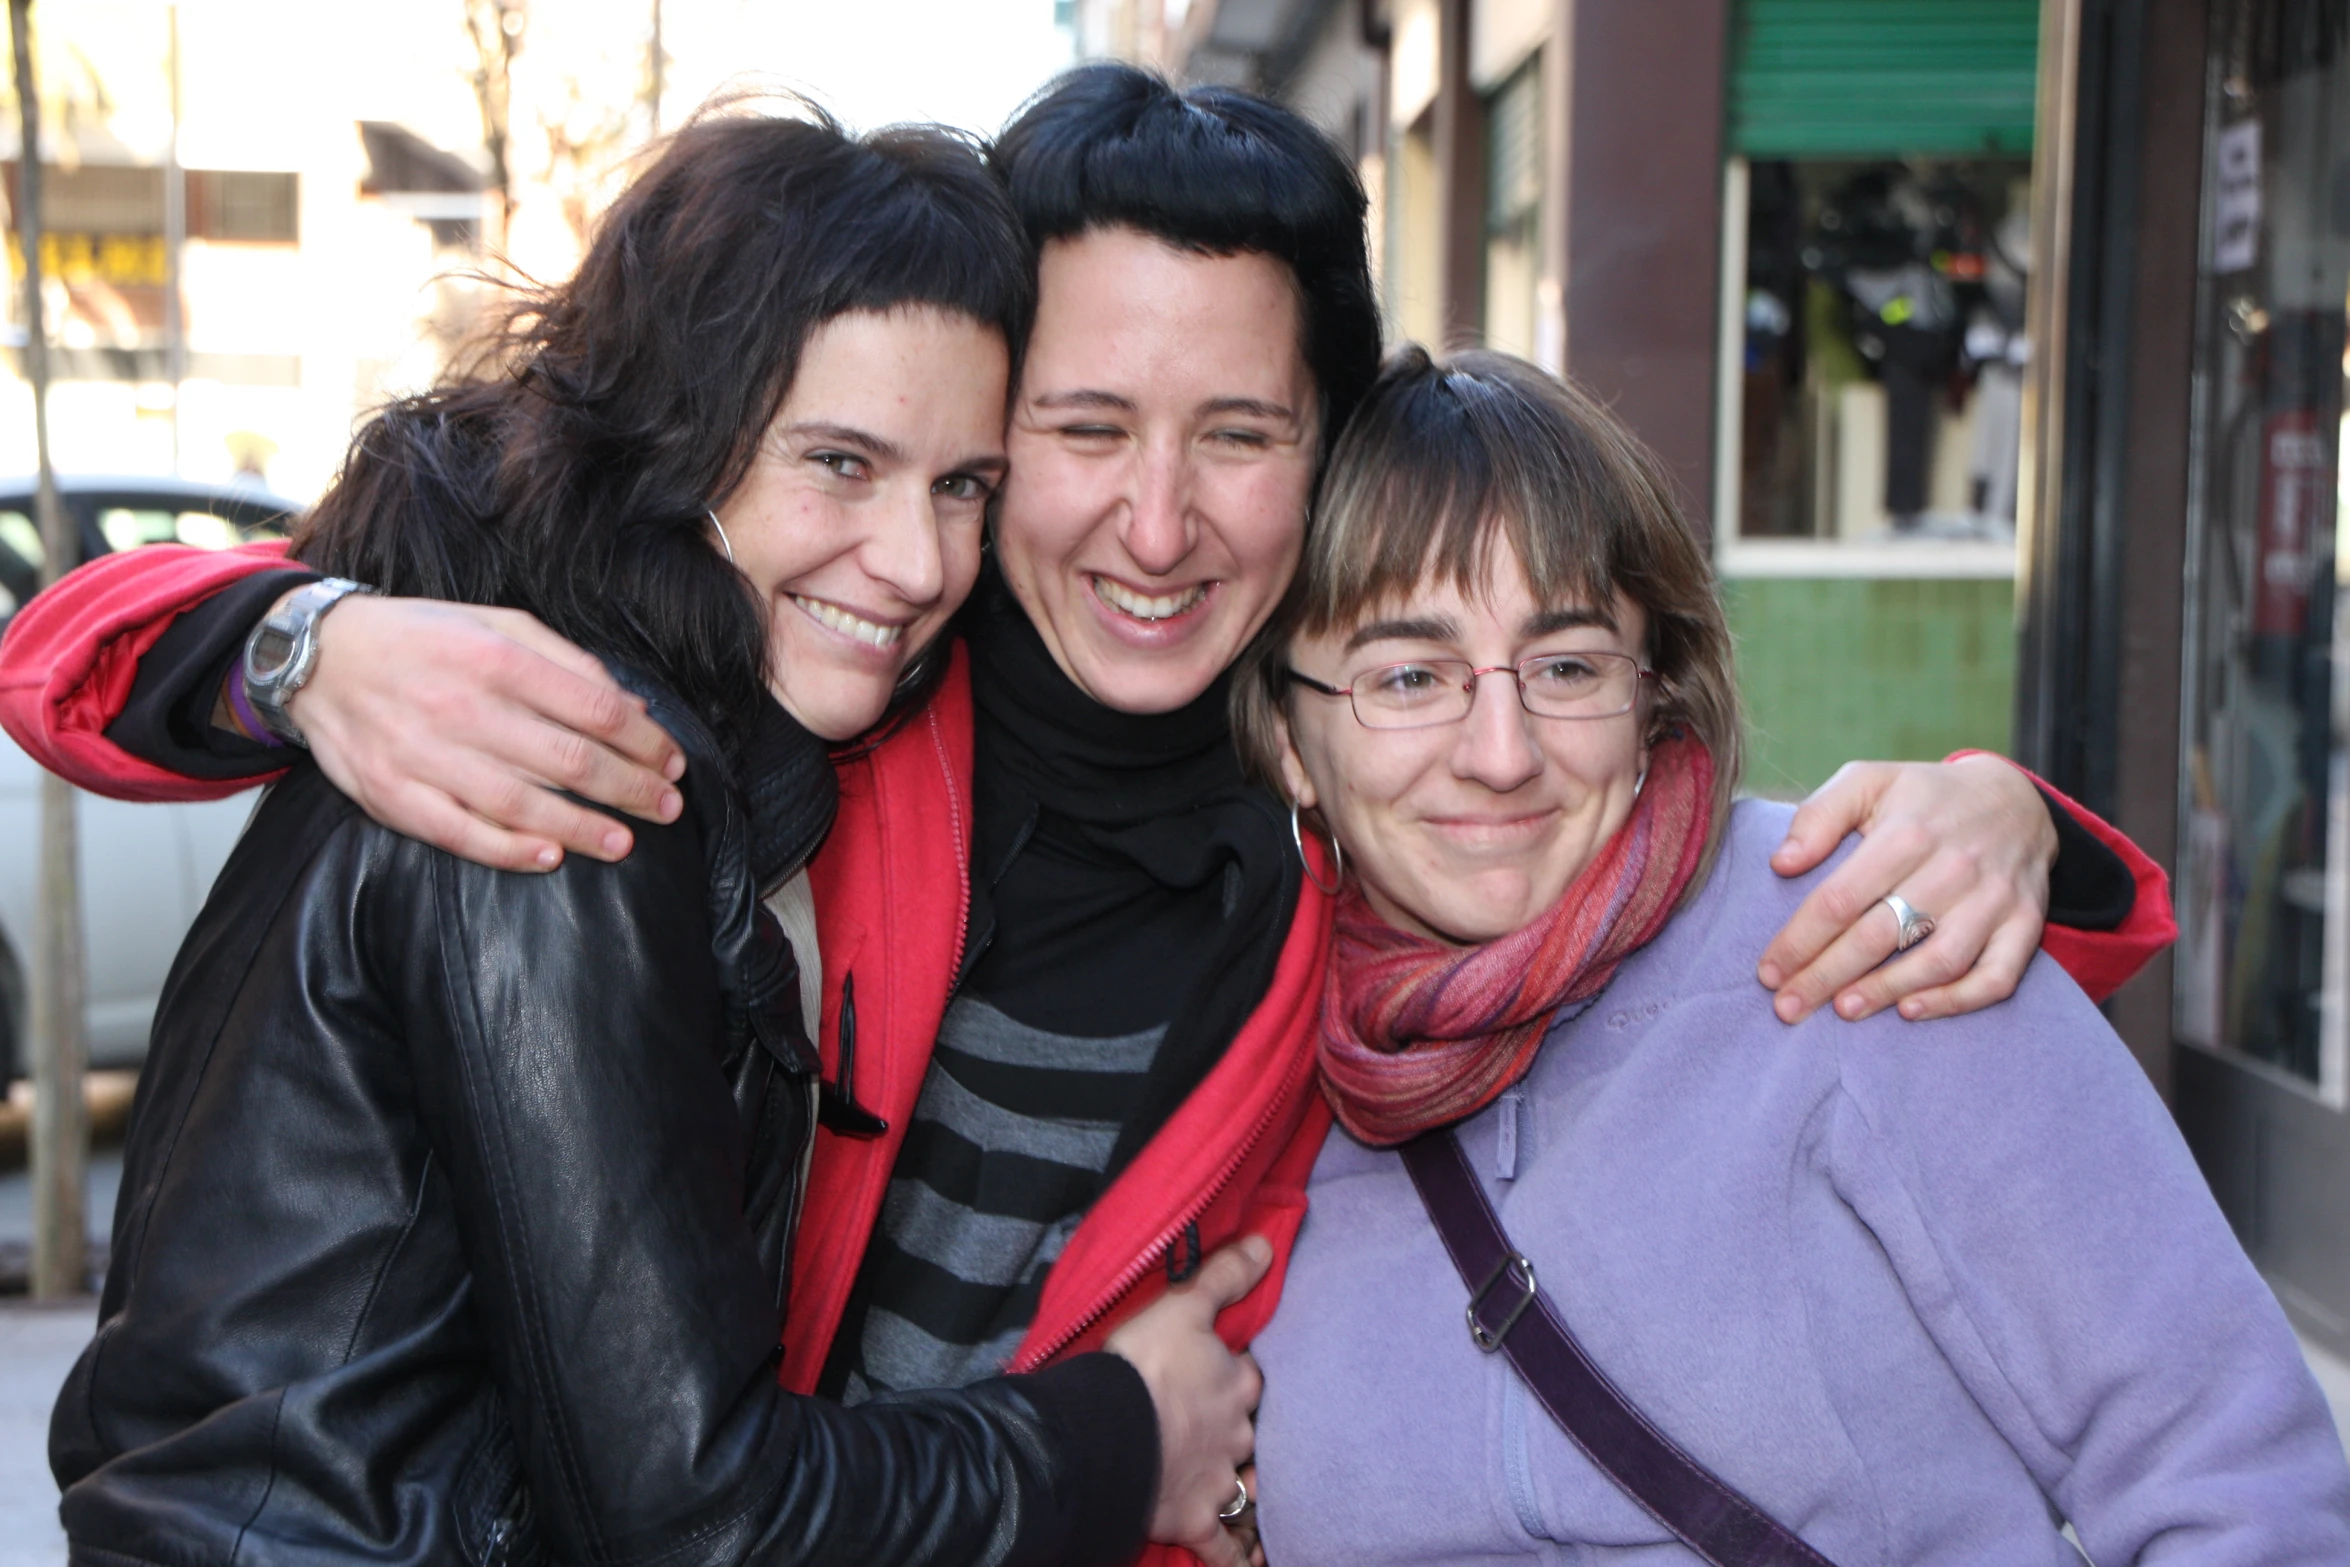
[1946,751,2178,1002]
[0,540,298,800]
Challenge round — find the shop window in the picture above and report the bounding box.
[1715,0,2037,569]
[2177,0,2348,1099]
[0,165,297,244]
[1481,58,1541,360]
[187,170,299,244]
[1727,156,2032,547]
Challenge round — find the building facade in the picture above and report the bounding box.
[0,2,517,523]
[1097,0,2350,1351]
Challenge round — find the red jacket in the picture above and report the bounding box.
[0,543,2178,1565]
[0,541,292,802]
[794,651,1334,1398]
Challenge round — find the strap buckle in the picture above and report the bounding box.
[1466,1251,1538,1352]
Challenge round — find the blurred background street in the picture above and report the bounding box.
[4,0,2349,1547]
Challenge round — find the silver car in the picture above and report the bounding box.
[0,476,297,1079]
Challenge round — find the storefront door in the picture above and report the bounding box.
[2173,0,2350,1354]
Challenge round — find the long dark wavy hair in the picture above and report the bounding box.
[293,99,1034,744]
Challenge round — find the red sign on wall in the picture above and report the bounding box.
[2254,408,2331,637]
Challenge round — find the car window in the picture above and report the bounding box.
[0,508,40,622]
[172,511,240,550]
[220,507,292,546]
[96,506,287,553]
[0,498,288,626]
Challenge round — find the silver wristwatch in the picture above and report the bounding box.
[240,577,377,747]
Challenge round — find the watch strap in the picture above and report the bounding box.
[225,659,287,749]
[242,576,375,746]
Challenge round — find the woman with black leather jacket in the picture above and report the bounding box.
[46,102,1264,1567]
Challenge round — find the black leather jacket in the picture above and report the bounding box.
[50,684,1156,1567]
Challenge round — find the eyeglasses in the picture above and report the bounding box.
[1286,651,1657,730]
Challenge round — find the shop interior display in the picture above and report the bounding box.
[1737,156,2033,542]
[2178,0,2347,1095]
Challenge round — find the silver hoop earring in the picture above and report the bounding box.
[1289,799,1343,897]
[706,508,736,566]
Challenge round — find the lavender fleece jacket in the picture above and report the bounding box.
[1253,800,2350,1565]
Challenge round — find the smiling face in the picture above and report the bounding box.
[1278,538,1653,945]
[713,306,1010,741]
[995,226,1321,714]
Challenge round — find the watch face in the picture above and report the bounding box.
[249,626,298,681]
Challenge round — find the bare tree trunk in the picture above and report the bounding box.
[10,0,90,1301]
[647,0,661,139]
[162,0,183,473]
[464,0,524,258]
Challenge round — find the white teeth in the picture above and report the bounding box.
[794,596,905,649]
[1091,576,1210,621]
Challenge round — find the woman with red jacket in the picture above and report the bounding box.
[35,102,1278,1567]
[1,65,2174,1563]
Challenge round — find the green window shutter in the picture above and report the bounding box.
[1485,58,1542,235]
[1729,0,2040,158]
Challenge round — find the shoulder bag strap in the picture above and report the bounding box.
[1399,1128,1839,1567]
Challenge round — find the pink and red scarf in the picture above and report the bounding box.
[1318,734,1716,1146]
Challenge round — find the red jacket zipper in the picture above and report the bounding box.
[1008,1065,1301,1373]
[925,703,973,979]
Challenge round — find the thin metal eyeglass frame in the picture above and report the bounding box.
[1284,654,1660,729]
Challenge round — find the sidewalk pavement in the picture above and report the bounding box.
[2306,1336,2350,1455]
[0,1152,118,1567]
[0,1301,91,1567]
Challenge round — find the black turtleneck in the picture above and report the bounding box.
[960,573,1300,1051]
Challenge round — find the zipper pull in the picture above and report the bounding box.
[1165,1219,1203,1285]
[817,972,888,1137]
[1496,1086,1523,1182]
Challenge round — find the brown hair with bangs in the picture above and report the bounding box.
[1234,345,1742,868]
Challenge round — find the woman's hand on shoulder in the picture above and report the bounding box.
[1106,1236,1272,1567]
[291,595,686,872]
[1756,754,2056,1024]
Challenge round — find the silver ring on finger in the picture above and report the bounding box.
[1217,1475,1252,1523]
[1882,892,1936,952]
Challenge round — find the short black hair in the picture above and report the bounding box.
[297,99,1032,743]
[995,63,1380,460]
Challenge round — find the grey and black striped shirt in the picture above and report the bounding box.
[822,579,1298,1404]
[840,996,1163,1401]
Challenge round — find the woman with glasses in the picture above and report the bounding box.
[1237,348,2350,1563]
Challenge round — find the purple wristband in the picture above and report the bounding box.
[226,666,289,749]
